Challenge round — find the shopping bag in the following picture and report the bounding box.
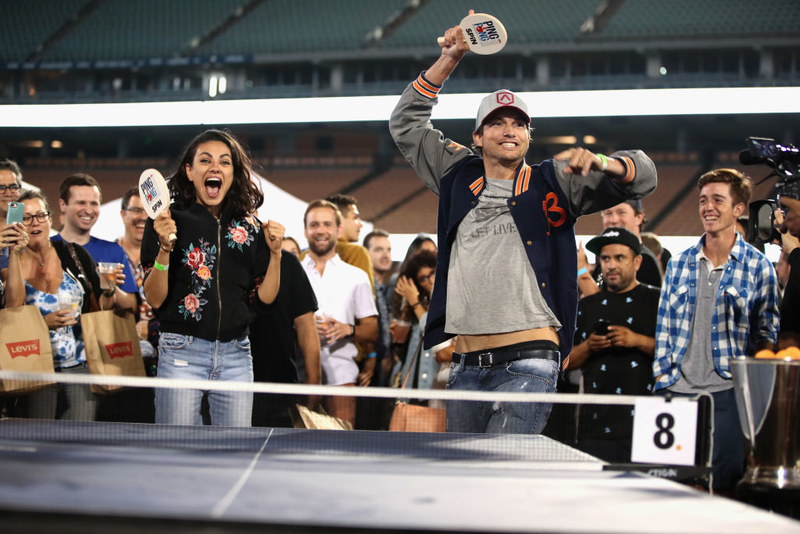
[81,309,145,394]
[0,305,55,393]
[389,401,446,432]
[291,404,353,430]
[388,333,446,432]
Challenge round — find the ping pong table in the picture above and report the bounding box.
[1,419,799,534]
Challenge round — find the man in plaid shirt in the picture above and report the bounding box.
[654,168,780,492]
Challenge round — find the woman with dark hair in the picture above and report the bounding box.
[142,129,284,427]
[392,250,453,399]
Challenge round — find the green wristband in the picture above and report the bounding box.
[154,260,169,271]
[597,153,609,172]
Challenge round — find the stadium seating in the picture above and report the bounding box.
[599,0,800,39]
[39,0,246,62]
[380,0,601,49]
[0,0,90,62]
[201,0,409,56]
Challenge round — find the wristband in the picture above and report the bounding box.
[160,243,174,253]
[102,287,116,297]
[577,267,588,277]
[366,352,377,359]
[154,260,169,271]
[350,324,356,337]
[410,301,421,308]
[597,153,608,172]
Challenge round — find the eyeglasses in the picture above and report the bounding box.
[417,273,435,284]
[22,211,51,224]
[0,184,21,194]
[123,207,146,215]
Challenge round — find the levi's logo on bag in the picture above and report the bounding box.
[6,340,41,358]
[106,341,133,359]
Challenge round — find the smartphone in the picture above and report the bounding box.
[6,201,23,225]
[593,319,611,336]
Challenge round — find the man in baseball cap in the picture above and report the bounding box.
[474,89,530,133]
[569,226,659,462]
[389,15,656,436]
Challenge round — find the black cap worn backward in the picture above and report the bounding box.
[586,227,641,256]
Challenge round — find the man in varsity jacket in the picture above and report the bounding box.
[389,18,657,434]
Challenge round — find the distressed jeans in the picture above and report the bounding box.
[446,355,558,434]
[155,333,254,427]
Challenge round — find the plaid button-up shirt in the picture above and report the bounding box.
[653,233,780,390]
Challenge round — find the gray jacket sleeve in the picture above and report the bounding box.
[553,150,658,218]
[389,78,472,196]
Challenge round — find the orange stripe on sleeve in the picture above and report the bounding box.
[412,79,438,99]
[613,156,635,184]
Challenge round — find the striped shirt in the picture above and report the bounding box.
[653,233,780,390]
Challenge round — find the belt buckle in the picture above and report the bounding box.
[477,352,494,368]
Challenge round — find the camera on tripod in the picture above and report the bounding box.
[739,137,800,244]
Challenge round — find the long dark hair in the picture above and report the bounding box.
[168,129,263,219]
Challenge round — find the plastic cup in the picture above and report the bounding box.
[97,262,120,291]
[58,293,81,318]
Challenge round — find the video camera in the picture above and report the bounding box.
[739,137,800,244]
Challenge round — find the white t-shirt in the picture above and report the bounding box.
[301,254,377,385]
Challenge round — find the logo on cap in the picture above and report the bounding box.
[496,92,514,106]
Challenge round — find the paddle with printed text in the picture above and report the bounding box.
[138,168,176,243]
[437,12,508,55]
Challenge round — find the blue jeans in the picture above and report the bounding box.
[446,356,558,434]
[155,334,254,427]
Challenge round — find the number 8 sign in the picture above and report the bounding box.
[631,397,698,466]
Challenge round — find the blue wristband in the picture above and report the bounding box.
[577,267,588,277]
[366,352,377,359]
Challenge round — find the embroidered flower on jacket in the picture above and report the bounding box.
[186,247,206,269]
[179,293,208,320]
[226,221,255,252]
[180,238,217,321]
[196,265,211,281]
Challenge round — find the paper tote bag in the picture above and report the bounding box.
[81,309,145,394]
[0,305,56,393]
[389,334,446,433]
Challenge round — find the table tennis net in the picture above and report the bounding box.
[0,371,707,466]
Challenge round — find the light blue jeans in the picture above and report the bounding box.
[155,333,254,427]
[446,356,558,434]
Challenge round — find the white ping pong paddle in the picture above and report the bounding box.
[138,168,176,243]
[437,12,507,56]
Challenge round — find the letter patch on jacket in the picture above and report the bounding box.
[542,192,566,235]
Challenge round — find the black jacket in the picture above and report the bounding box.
[142,203,274,342]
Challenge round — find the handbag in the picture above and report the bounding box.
[0,305,56,393]
[81,308,146,394]
[389,335,446,433]
[65,242,145,393]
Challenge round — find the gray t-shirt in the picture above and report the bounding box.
[445,177,561,335]
[670,256,731,393]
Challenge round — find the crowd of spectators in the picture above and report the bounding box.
[1,127,799,495]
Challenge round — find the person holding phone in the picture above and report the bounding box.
[567,227,660,462]
[3,191,115,420]
[0,159,24,271]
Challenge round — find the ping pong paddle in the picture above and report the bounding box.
[138,168,176,243]
[437,12,507,55]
